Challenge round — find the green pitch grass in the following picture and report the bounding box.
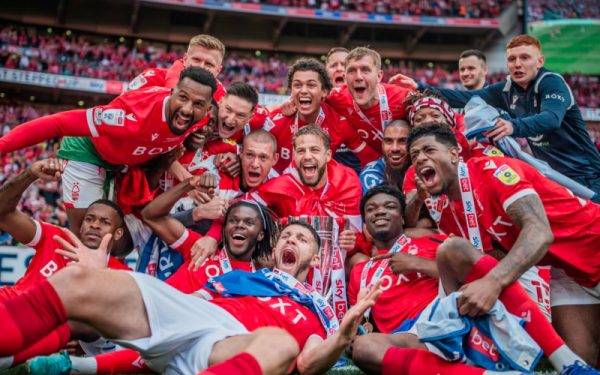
[529,20,600,75]
[0,356,560,375]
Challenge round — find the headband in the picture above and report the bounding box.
[410,96,456,128]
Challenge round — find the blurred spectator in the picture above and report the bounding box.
[527,0,600,21]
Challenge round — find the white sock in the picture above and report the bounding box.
[69,356,98,374]
[548,345,585,371]
[0,356,14,371]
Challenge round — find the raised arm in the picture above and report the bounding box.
[141,173,217,245]
[0,158,63,244]
[0,110,91,155]
[403,176,430,228]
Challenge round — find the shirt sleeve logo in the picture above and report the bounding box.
[493,164,521,186]
[102,109,125,126]
[482,145,504,157]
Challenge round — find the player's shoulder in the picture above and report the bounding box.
[327,85,351,104]
[469,157,529,187]
[382,82,413,98]
[361,158,385,174]
[119,86,170,105]
[266,108,288,124]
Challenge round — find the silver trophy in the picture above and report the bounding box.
[288,215,334,297]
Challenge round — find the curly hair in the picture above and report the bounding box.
[287,58,333,92]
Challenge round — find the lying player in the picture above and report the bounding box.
[0,67,217,236]
[264,58,378,174]
[0,221,382,375]
[359,119,411,194]
[407,122,600,369]
[0,158,130,371]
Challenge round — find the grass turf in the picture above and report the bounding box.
[529,20,600,75]
[0,356,559,375]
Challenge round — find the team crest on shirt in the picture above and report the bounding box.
[223,138,237,146]
[493,165,521,186]
[102,109,125,126]
[482,146,504,157]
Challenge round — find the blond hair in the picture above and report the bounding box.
[345,47,381,71]
[188,34,226,60]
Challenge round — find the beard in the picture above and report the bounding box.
[371,229,391,242]
[298,163,327,187]
[384,163,407,190]
[293,257,313,279]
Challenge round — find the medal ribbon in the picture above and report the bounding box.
[352,84,391,137]
[450,162,483,251]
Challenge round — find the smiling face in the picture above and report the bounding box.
[382,125,409,171]
[363,193,403,242]
[183,44,223,78]
[184,116,214,151]
[345,56,384,108]
[326,51,348,87]
[223,205,265,260]
[409,135,460,196]
[413,107,450,128]
[273,224,319,280]
[166,77,214,136]
[217,94,254,139]
[506,45,544,89]
[80,204,123,250]
[241,139,279,189]
[294,133,331,189]
[291,70,328,120]
[459,55,488,90]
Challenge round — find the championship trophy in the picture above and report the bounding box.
[288,215,334,298]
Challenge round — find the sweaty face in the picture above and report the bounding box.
[217,95,254,139]
[326,51,348,87]
[273,225,318,279]
[241,140,278,188]
[413,107,450,128]
[459,56,487,90]
[382,125,409,170]
[291,70,328,119]
[409,135,458,196]
[506,45,544,89]
[79,204,121,250]
[345,56,383,108]
[363,193,403,242]
[167,78,213,136]
[224,205,264,259]
[183,45,223,78]
[294,134,331,188]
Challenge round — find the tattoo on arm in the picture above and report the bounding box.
[0,170,34,212]
[404,191,423,228]
[489,194,553,288]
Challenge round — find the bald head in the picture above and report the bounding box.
[243,129,278,155]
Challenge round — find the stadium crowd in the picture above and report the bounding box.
[1,30,600,375]
[232,0,508,18]
[527,0,600,21]
[1,25,599,107]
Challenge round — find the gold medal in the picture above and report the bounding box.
[363,321,373,334]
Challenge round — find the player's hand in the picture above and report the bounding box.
[339,279,383,344]
[338,230,356,253]
[214,152,241,178]
[370,251,418,275]
[414,175,431,201]
[456,276,502,317]
[63,341,86,357]
[189,173,217,195]
[188,189,213,206]
[388,74,418,91]
[280,97,297,117]
[156,145,185,172]
[483,117,514,143]
[189,236,218,271]
[54,228,111,270]
[192,196,228,221]
[28,158,63,181]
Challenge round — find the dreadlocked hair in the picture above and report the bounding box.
[402,89,450,108]
[220,200,281,260]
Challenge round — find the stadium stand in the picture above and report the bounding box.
[527,0,600,21]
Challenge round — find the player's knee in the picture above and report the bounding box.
[437,236,479,269]
[352,334,384,368]
[49,265,95,302]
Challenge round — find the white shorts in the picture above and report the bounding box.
[517,267,551,322]
[112,272,249,375]
[79,337,121,356]
[61,160,106,209]
[550,267,600,307]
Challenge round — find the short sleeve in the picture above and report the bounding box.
[169,229,203,261]
[347,264,364,306]
[26,221,67,251]
[403,166,417,193]
[87,95,137,138]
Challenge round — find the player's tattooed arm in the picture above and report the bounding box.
[404,190,424,228]
[0,158,62,244]
[488,194,553,289]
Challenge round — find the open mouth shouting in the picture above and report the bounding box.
[219,120,237,137]
[298,97,313,111]
[231,232,247,246]
[301,161,318,180]
[245,171,262,186]
[279,246,298,274]
[172,111,193,133]
[419,166,437,188]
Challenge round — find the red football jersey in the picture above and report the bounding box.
[166,229,252,294]
[348,235,444,333]
[462,157,600,288]
[0,221,130,301]
[264,104,379,174]
[162,59,227,101]
[210,295,326,348]
[327,83,412,154]
[469,141,505,159]
[124,68,169,92]
[86,87,209,166]
[228,104,270,144]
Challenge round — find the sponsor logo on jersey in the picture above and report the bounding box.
[468,327,499,361]
[407,245,419,255]
[528,134,544,142]
[126,113,138,122]
[93,108,103,125]
[484,160,497,170]
[128,75,148,91]
[223,138,237,146]
[151,133,160,141]
[262,118,276,131]
[482,146,504,157]
[102,109,125,126]
[273,113,284,121]
[348,108,353,115]
[493,165,521,186]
